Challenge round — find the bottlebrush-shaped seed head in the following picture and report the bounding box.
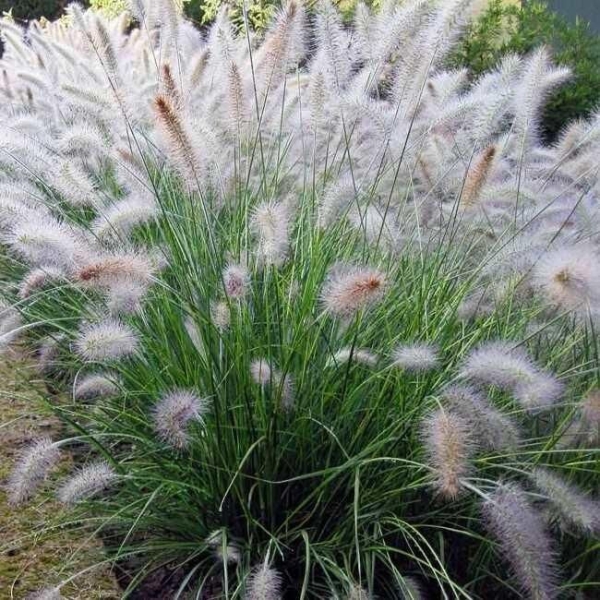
[206,529,241,564]
[251,201,290,267]
[391,343,440,372]
[152,389,209,449]
[75,319,139,362]
[244,563,282,600]
[460,342,535,388]
[74,373,121,401]
[346,584,371,600]
[483,482,559,600]
[397,576,424,600]
[8,437,61,505]
[532,244,600,320]
[513,372,564,412]
[422,408,473,500]
[442,384,520,451]
[223,263,250,300]
[26,588,64,600]
[531,468,600,536]
[77,254,154,289]
[250,358,294,410]
[36,335,63,375]
[250,358,274,386]
[57,461,119,505]
[321,265,386,319]
[211,300,231,331]
[327,347,378,368]
[18,267,65,299]
[459,342,562,410]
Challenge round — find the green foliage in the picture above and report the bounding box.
[89,0,127,19]
[451,0,600,141]
[0,0,66,21]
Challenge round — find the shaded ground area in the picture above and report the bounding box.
[0,353,121,599]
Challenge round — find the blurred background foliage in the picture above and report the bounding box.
[449,0,600,141]
[2,0,598,140]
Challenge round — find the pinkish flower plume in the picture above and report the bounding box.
[531,468,600,536]
[483,482,559,600]
[206,530,241,564]
[321,265,386,319]
[19,267,65,299]
[57,461,119,505]
[250,358,294,410]
[152,389,209,449]
[75,319,139,362]
[8,438,61,505]
[26,588,64,600]
[223,263,250,300]
[442,385,521,451]
[244,563,282,600]
[327,347,378,368]
[531,244,600,322]
[74,373,121,401]
[459,342,563,411]
[391,343,440,372]
[422,408,474,500]
[251,201,290,267]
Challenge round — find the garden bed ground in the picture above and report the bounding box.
[0,352,121,599]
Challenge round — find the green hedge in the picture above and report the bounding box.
[0,0,68,21]
[451,0,600,141]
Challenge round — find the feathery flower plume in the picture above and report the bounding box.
[152,389,208,449]
[251,201,290,267]
[422,408,473,500]
[223,263,250,300]
[250,358,274,386]
[206,530,241,564]
[250,358,294,410]
[483,482,559,600]
[561,389,600,448]
[531,244,600,321]
[91,195,158,241]
[226,60,245,131]
[7,215,88,270]
[211,300,231,330]
[0,307,23,350]
[8,438,61,505]
[347,584,371,600]
[18,267,65,299]
[460,144,497,208]
[459,342,562,410]
[75,319,139,362]
[442,385,520,451]
[531,468,599,536]
[26,588,64,600]
[161,63,180,107]
[57,461,119,505]
[391,343,440,372]
[36,335,63,375]
[244,563,282,600]
[321,265,386,319]
[397,576,424,600]
[327,347,378,368]
[77,254,154,289]
[153,94,201,190]
[74,373,121,401]
[106,281,147,315]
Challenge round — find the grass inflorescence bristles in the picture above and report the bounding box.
[0,0,599,597]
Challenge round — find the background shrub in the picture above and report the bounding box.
[451,0,600,141]
[0,0,67,21]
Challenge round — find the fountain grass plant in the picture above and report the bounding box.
[1,0,599,597]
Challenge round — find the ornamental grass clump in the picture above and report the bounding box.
[1,1,599,597]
